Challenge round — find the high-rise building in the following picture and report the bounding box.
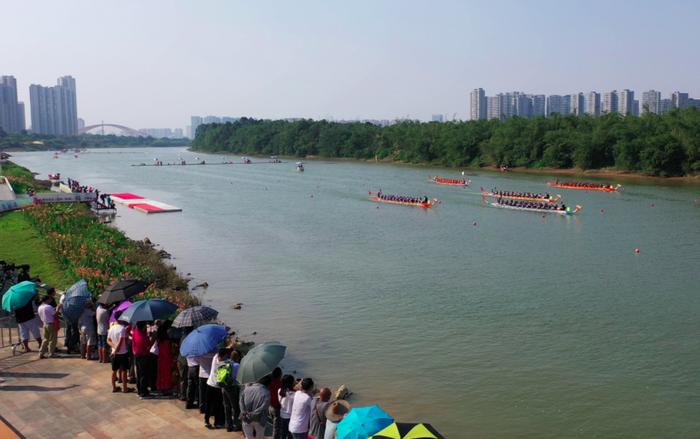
[487,96,502,120]
[619,89,635,116]
[632,100,640,116]
[203,115,221,124]
[173,128,184,138]
[659,99,672,114]
[431,114,444,122]
[570,93,585,116]
[689,99,700,109]
[585,92,601,116]
[602,91,619,114]
[642,90,661,114]
[17,102,25,132]
[0,75,24,133]
[77,118,85,130]
[29,75,79,135]
[546,95,570,116]
[529,95,546,118]
[672,92,689,109]
[190,116,203,137]
[470,88,487,120]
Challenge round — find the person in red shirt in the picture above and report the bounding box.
[131,321,155,397]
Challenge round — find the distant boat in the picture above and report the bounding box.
[242,157,252,164]
[296,162,304,172]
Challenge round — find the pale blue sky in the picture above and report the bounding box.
[3,0,698,129]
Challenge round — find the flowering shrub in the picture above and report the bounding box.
[23,204,198,308]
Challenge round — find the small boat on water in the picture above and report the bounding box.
[490,199,582,215]
[48,173,61,181]
[270,156,282,163]
[242,157,252,164]
[547,179,621,192]
[430,176,471,186]
[481,188,560,203]
[296,162,304,172]
[370,192,437,208]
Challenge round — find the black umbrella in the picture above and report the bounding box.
[97,279,147,306]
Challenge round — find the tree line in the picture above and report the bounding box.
[192,108,700,176]
[0,131,189,151]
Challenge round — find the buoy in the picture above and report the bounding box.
[634,248,640,254]
[368,191,371,195]
[376,206,380,209]
[650,203,655,208]
[472,221,478,226]
[600,208,605,214]
[310,194,313,198]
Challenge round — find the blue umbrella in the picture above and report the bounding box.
[179,324,228,357]
[119,299,177,323]
[61,279,91,322]
[1,281,37,312]
[337,405,394,439]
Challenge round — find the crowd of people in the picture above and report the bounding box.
[495,197,568,211]
[552,179,617,190]
[375,191,430,205]
[66,178,95,193]
[4,271,353,439]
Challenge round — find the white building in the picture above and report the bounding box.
[470,88,487,120]
[642,90,661,114]
[585,92,600,116]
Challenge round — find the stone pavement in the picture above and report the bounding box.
[0,344,255,439]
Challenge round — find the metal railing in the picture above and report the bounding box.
[0,315,20,349]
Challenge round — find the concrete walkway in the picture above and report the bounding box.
[0,344,252,439]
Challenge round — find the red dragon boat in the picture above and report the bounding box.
[430,176,470,186]
[546,179,621,192]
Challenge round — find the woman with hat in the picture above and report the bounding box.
[323,400,351,439]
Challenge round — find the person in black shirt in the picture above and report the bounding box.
[15,294,42,353]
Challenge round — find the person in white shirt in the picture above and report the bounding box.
[197,353,214,415]
[95,303,111,363]
[37,296,57,358]
[107,312,132,393]
[278,374,296,438]
[289,378,314,439]
[204,347,229,428]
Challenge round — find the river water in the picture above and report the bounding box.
[11,147,700,438]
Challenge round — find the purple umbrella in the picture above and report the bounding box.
[109,300,133,323]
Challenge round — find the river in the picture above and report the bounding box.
[10,147,700,438]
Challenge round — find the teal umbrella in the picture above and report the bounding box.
[1,281,37,312]
[337,405,394,439]
[237,341,286,384]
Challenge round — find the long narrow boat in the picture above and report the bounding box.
[490,201,582,216]
[370,195,436,208]
[547,180,621,192]
[481,189,560,203]
[430,176,470,186]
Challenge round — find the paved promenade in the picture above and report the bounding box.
[0,344,252,439]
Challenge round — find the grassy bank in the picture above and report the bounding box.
[0,162,51,194]
[0,211,72,288]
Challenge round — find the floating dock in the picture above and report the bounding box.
[110,193,182,214]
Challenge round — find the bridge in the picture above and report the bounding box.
[79,123,147,137]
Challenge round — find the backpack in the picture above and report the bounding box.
[216,361,235,387]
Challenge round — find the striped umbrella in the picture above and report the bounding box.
[172,305,219,328]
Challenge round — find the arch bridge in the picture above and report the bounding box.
[80,123,147,137]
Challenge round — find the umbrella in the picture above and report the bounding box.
[1,281,37,312]
[61,279,91,322]
[172,305,219,328]
[97,279,147,306]
[337,405,394,439]
[109,300,133,323]
[370,423,445,439]
[237,341,286,384]
[179,324,228,357]
[119,299,177,323]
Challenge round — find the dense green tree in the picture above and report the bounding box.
[191,108,700,176]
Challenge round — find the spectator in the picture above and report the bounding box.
[131,321,154,397]
[78,299,97,360]
[204,347,229,429]
[107,311,133,393]
[240,375,272,439]
[96,302,111,363]
[323,400,351,439]
[221,350,242,432]
[197,353,215,414]
[185,354,200,409]
[269,367,283,439]
[15,293,41,353]
[278,374,296,439]
[309,387,332,439]
[289,378,314,439]
[156,321,175,394]
[37,295,57,359]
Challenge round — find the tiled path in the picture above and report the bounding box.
[0,344,252,438]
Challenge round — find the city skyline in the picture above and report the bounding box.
[2,1,700,128]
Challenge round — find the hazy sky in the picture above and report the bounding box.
[3,0,699,129]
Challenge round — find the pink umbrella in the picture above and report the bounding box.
[109,300,133,323]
